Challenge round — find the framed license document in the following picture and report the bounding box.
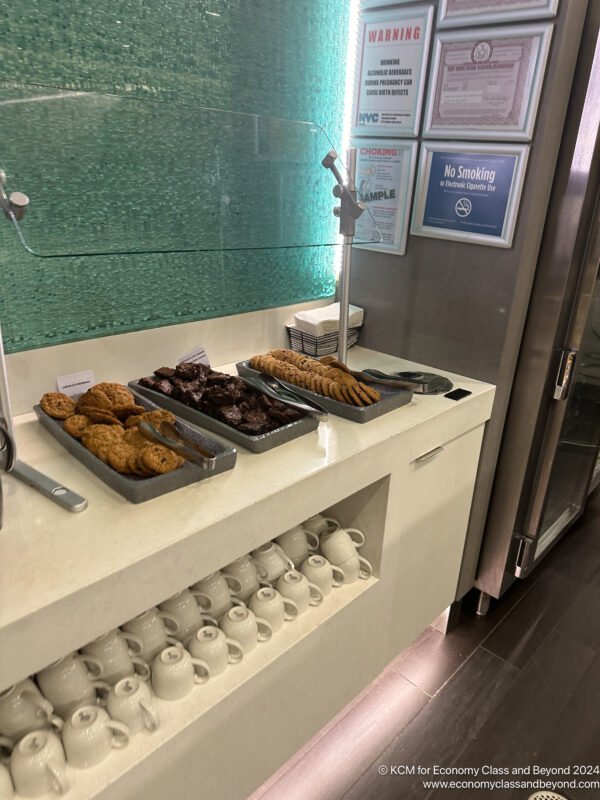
[423,24,553,141]
[352,139,418,256]
[411,142,529,248]
[437,0,559,28]
[352,6,434,137]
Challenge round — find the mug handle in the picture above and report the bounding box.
[49,713,64,732]
[221,573,243,594]
[358,555,373,579]
[157,610,180,633]
[273,543,295,572]
[323,516,341,532]
[201,613,219,627]
[76,652,104,678]
[191,658,211,684]
[166,635,184,648]
[307,581,323,606]
[107,719,130,748]
[250,558,269,580]
[0,735,14,754]
[304,530,320,551]
[131,657,151,681]
[139,699,160,732]
[121,630,144,655]
[46,762,69,795]
[255,616,273,642]
[91,679,112,696]
[24,690,55,722]
[225,637,244,664]
[230,596,246,608]
[283,597,299,620]
[331,565,346,587]
[190,589,212,612]
[344,528,365,548]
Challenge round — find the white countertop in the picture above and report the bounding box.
[0,348,494,688]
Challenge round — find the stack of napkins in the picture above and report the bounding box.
[294,303,364,338]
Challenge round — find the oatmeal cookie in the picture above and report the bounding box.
[40,392,76,420]
[63,414,91,439]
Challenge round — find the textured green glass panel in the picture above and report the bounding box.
[1,90,377,256]
[0,0,351,352]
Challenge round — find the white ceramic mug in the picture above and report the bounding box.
[121,607,181,661]
[159,590,217,644]
[187,627,244,676]
[0,763,14,799]
[301,515,340,537]
[0,681,62,741]
[275,570,323,614]
[319,527,365,565]
[190,571,245,619]
[62,705,129,769]
[275,525,319,567]
[219,606,272,653]
[10,730,68,797]
[249,587,298,632]
[81,629,151,685]
[336,554,373,583]
[36,654,110,720]
[301,555,345,597]
[222,555,269,602]
[251,543,295,583]
[105,677,160,734]
[151,647,210,700]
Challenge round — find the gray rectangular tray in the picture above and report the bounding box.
[34,393,237,504]
[128,380,319,453]
[235,360,413,423]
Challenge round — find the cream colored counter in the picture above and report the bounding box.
[0,347,494,799]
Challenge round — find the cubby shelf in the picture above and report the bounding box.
[20,576,377,800]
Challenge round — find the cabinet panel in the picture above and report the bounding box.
[386,424,485,660]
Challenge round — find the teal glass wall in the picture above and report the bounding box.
[0,1,350,352]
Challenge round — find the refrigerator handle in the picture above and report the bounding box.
[552,348,578,400]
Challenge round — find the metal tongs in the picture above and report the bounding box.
[243,374,328,421]
[139,420,218,471]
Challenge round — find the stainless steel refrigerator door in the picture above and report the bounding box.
[474,12,600,599]
[516,205,600,576]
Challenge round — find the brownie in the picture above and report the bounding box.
[202,387,237,406]
[153,367,176,379]
[141,362,306,437]
[175,362,209,381]
[154,379,175,396]
[215,405,243,426]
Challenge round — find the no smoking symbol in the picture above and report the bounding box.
[455,197,472,217]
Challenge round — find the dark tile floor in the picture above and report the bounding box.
[251,489,600,800]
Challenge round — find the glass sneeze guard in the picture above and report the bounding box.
[0,86,382,258]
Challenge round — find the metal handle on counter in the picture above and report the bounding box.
[11,460,88,513]
[413,446,444,464]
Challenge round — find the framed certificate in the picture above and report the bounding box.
[411,142,529,248]
[352,6,434,137]
[438,0,559,28]
[423,23,553,141]
[352,139,418,256]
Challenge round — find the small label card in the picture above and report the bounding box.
[56,370,95,397]
[177,346,210,367]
